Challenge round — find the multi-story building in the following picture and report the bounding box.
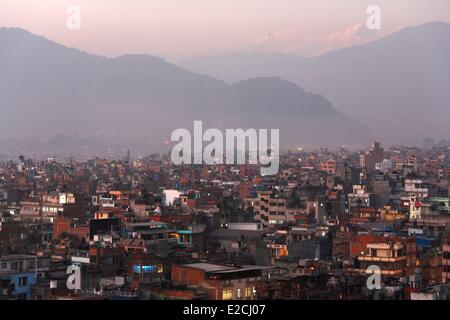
[0,254,51,300]
[19,201,41,220]
[171,263,268,300]
[361,142,384,170]
[320,159,336,175]
[247,191,292,227]
[347,185,373,209]
[405,179,429,198]
[357,242,408,277]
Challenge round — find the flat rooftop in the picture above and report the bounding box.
[181,263,269,274]
[0,254,38,261]
[181,263,236,273]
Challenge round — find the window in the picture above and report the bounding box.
[19,277,28,287]
[1,262,7,269]
[245,287,253,298]
[222,289,233,300]
[236,288,242,299]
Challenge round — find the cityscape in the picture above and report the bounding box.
[1,142,450,300]
[1,0,450,307]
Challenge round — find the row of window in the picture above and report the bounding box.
[222,287,254,300]
[269,220,285,225]
[269,202,286,207]
[1,260,47,270]
[269,211,286,216]
[42,206,61,213]
[21,206,40,212]
[1,261,21,270]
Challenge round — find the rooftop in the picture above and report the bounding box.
[181,263,269,274]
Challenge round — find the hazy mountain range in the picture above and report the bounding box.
[179,21,450,145]
[0,27,370,157]
[252,23,384,57]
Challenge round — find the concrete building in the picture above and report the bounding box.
[171,263,269,300]
[348,185,373,209]
[357,242,407,277]
[0,254,51,299]
[247,191,293,227]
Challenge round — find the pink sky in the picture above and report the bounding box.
[1,0,449,58]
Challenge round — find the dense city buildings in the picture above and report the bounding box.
[1,142,450,300]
